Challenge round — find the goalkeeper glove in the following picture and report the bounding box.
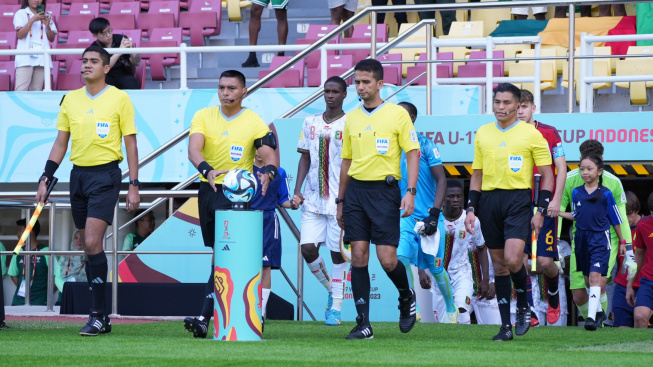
[421,207,440,236]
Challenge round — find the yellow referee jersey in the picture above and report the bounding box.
[341,102,420,181]
[472,120,551,191]
[190,106,269,184]
[57,86,137,166]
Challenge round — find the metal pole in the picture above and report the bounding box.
[180,43,188,90]
[426,23,433,115]
[371,11,377,59]
[534,40,542,114]
[485,37,493,115]
[168,198,174,218]
[46,202,56,312]
[586,39,595,113]
[320,46,328,86]
[579,32,587,113]
[568,3,575,113]
[24,208,32,306]
[296,243,304,321]
[112,203,119,316]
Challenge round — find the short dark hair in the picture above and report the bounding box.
[447,180,463,190]
[519,89,534,104]
[83,46,110,66]
[17,218,40,238]
[220,70,246,88]
[398,101,417,117]
[89,17,110,35]
[579,139,604,158]
[625,191,640,216]
[493,83,521,102]
[354,59,383,81]
[324,76,347,92]
[135,209,155,221]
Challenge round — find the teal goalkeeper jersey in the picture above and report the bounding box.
[559,168,632,244]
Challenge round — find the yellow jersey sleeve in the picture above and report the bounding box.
[472,130,483,170]
[57,95,70,132]
[189,109,206,137]
[396,109,420,153]
[341,115,352,160]
[530,131,552,167]
[118,92,137,136]
[251,113,270,141]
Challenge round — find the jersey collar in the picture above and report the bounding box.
[494,119,521,133]
[220,106,246,121]
[85,85,111,100]
[360,101,386,116]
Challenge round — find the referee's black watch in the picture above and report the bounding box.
[536,207,546,215]
[406,187,417,195]
[38,176,49,185]
[466,207,475,214]
[129,179,140,187]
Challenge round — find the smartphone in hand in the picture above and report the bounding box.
[36,4,45,13]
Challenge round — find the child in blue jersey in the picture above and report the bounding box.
[559,154,626,331]
[396,102,456,322]
[252,151,298,321]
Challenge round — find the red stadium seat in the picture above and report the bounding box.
[307,55,353,87]
[180,10,220,47]
[341,23,388,64]
[100,0,136,11]
[114,29,142,47]
[457,63,502,87]
[0,4,19,18]
[296,24,340,70]
[0,61,15,91]
[54,42,85,72]
[57,14,95,41]
[468,50,505,77]
[56,72,86,90]
[61,0,97,12]
[104,13,137,32]
[0,31,17,61]
[45,3,62,17]
[133,61,146,89]
[141,28,181,81]
[138,13,175,39]
[68,2,99,17]
[108,1,141,18]
[378,53,402,85]
[148,0,181,26]
[0,0,20,5]
[406,52,453,85]
[258,56,305,88]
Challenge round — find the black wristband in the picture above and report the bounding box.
[538,190,552,209]
[467,190,481,209]
[42,160,59,181]
[197,161,214,179]
[263,164,278,180]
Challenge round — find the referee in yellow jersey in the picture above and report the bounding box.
[36,46,140,336]
[464,83,553,341]
[185,70,279,338]
[336,59,420,340]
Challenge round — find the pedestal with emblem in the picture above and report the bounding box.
[213,210,263,341]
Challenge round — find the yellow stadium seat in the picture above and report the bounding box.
[615,58,653,105]
[514,48,557,90]
[561,47,611,92]
[494,45,530,76]
[222,0,251,22]
[470,5,511,37]
[389,23,427,77]
[446,21,484,38]
[508,59,556,92]
[542,46,567,75]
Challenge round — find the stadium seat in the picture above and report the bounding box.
[0,60,15,91]
[0,4,20,31]
[307,55,353,87]
[101,0,138,11]
[378,53,402,86]
[148,0,181,27]
[180,0,222,47]
[468,50,505,76]
[494,44,528,75]
[138,12,176,39]
[45,2,62,18]
[406,52,454,85]
[511,48,557,91]
[341,23,388,64]
[134,60,146,89]
[562,47,612,104]
[436,46,474,77]
[457,63,502,87]
[56,73,86,91]
[222,0,253,22]
[258,56,305,88]
[444,21,484,38]
[389,23,427,77]
[62,0,98,12]
[617,46,653,88]
[541,46,567,76]
[114,29,142,47]
[141,28,182,81]
[104,14,137,32]
[295,24,340,70]
[68,2,99,17]
[54,42,86,72]
[615,58,653,105]
[0,31,16,61]
[57,14,95,41]
[108,1,141,20]
[470,7,510,37]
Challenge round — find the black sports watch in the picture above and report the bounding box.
[536,207,546,215]
[335,198,344,205]
[129,179,140,186]
[466,207,475,213]
[38,176,49,185]
[406,187,417,195]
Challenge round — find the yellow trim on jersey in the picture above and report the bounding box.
[189,106,269,184]
[341,102,420,181]
[57,86,137,166]
[472,121,551,191]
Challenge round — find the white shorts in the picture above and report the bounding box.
[431,270,474,323]
[511,6,548,15]
[328,0,358,12]
[471,297,502,325]
[300,211,341,252]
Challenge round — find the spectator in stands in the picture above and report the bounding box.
[8,218,55,306]
[89,17,141,89]
[123,210,155,253]
[242,0,289,68]
[511,4,547,20]
[13,0,57,91]
[555,6,591,18]
[329,0,356,38]
[413,0,456,36]
[372,0,407,31]
[599,4,626,17]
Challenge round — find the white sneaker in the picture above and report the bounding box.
[441,309,459,324]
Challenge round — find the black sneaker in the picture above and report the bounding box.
[100,315,111,334]
[398,289,417,333]
[184,317,208,338]
[492,325,514,341]
[584,317,597,331]
[515,306,531,336]
[241,54,260,68]
[595,311,606,328]
[346,315,373,340]
[0,321,9,329]
[79,312,106,336]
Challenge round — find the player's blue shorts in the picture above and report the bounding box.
[574,229,610,276]
[398,216,420,265]
[263,211,281,269]
[415,216,446,274]
[635,277,653,310]
[613,283,636,327]
[524,215,558,259]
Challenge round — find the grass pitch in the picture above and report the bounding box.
[0,320,651,366]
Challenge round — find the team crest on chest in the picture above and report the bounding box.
[458,230,466,239]
[230,145,244,161]
[96,122,110,138]
[335,131,343,140]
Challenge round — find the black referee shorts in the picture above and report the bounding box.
[69,161,121,229]
[198,182,233,248]
[342,179,401,246]
[477,189,532,249]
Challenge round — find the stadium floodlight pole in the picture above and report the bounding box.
[46,201,56,312]
[568,3,576,113]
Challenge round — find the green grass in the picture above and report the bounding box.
[1,320,652,366]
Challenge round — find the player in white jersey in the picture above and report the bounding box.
[425,181,494,323]
[293,76,349,326]
[470,247,502,325]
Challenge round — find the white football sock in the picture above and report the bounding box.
[330,262,348,311]
[262,288,271,319]
[588,286,600,320]
[307,256,331,291]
